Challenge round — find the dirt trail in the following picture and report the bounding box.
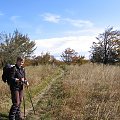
[24,70,64,118]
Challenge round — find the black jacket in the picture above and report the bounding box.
[10,64,26,90]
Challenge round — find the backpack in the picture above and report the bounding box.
[2,64,15,85]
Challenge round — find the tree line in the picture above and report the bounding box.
[0,27,120,67]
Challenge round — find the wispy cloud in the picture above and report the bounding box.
[41,12,94,28]
[35,13,103,59]
[35,35,98,59]
[42,13,61,23]
[64,18,93,28]
[64,28,104,36]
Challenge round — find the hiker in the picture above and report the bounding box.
[9,56,29,120]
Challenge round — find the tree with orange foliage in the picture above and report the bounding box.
[61,48,85,65]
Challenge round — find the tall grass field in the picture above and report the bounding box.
[0,64,120,120]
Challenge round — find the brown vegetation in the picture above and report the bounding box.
[61,64,120,119]
[27,63,120,120]
[1,63,120,120]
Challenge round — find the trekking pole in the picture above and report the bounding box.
[23,85,26,119]
[26,86,35,114]
[23,95,26,118]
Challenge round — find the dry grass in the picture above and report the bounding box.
[61,64,120,120]
[1,63,120,120]
[27,63,120,120]
[0,65,60,114]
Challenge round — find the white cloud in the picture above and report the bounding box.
[42,13,61,23]
[41,12,94,28]
[64,18,93,28]
[64,27,104,36]
[34,35,98,59]
[36,13,104,59]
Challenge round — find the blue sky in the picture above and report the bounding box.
[0,0,120,59]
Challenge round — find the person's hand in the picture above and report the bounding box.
[26,81,29,86]
[15,78,20,82]
[24,80,29,86]
[21,78,25,82]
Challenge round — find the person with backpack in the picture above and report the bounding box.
[7,56,29,120]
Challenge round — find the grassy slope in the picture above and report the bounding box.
[26,64,120,120]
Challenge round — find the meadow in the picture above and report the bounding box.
[26,63,120,120]
[0,63,120,120]
[60,64,120,120]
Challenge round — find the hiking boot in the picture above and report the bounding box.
[9,115,15,120]
[9,118,15,120]
[15,114,24,120]
[15,117,24,120]
[19,117,24,120]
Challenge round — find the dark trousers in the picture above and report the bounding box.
[9,88,23,120]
